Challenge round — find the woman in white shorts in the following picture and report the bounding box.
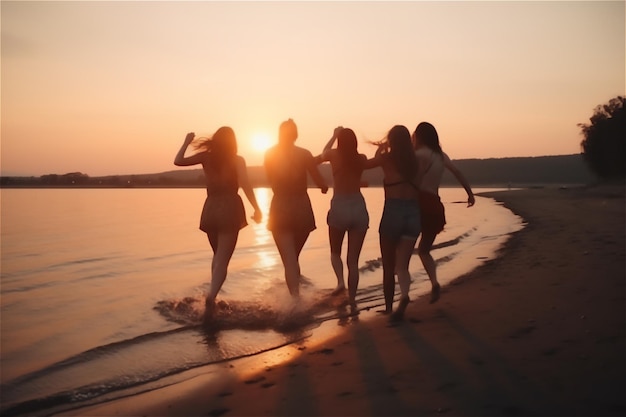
[316,127,373,311]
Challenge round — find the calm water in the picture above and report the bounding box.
[0,187,522,415]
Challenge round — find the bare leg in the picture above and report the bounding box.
[395,237,416,298]
[293,229,310,258]
[346,229,367,307]
[418,232,440,303]
[391,237,417,321]
[205,231,238,322]
[273,231,307,297]
[379,235,397,314]
[328,226,346,294]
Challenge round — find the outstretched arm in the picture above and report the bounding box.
[174,132,205,166]
[236,157,262,223]
[306,152,329,194]
[443,154,475,207]
[363,142,387,169]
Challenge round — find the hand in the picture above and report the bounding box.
[467,195,475,207]
[184,132,195,144]
[375,142,388,156]
[251,209,262,224]
[333,126,343,138]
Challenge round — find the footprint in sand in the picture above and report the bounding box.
[244,376,266,384]
[208,408,230,417]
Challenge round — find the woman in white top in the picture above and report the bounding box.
[413,122,475,303]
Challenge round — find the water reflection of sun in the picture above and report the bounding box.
[251,188,276,269]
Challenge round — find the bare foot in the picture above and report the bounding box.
[430,284,441,304]
[390,296,410,322]
[203,299,216,325]
[349,301,360,316]
[331,285,346,296]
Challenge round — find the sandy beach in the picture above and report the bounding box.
[59,185,625,417]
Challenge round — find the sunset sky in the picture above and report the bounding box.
[2,1,624,177]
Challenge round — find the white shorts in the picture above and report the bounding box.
[327,193,369,232]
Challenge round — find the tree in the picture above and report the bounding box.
[579,96,626,179]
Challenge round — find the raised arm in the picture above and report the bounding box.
[324,126,343,152]
[443,154,475,207]
[313,126,343,165]
[174,132,206,166]
[363,142,387,169]
[236,156,262,223]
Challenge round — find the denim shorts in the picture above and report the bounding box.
[378,198,421,241]
[327,193,369,231]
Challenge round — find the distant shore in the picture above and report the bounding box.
[1,153,596,189]
[57,184,625,417]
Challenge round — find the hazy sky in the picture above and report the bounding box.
[2,1,624,177]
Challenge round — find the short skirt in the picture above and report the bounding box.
[267,193,316,234]
[199,193,247,234]
[418,191,446,235]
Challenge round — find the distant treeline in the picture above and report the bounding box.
[0,154,597,188]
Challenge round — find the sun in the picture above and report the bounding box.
[250,132,273,153]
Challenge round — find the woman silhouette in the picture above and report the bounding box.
[264,119,328,298]
[412,121,475,303]
[174,127,262,323]
[367,125,421,320]
[315,126,371,311]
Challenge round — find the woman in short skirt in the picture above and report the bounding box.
[412,122,475,303]
[174,127,262,323]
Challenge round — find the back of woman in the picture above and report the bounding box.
[368,125,420,320]
[203,153,239,195]
[263,118,328,298]
[316,127,370,308]
[323,128,367,195]
[264,144,310,197]
[412,121,475,306]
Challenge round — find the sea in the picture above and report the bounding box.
[0,187,523,416]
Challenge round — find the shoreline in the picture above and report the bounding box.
[57,185,625,417]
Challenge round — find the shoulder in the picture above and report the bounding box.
[235,155,247,166]
[295,146,314,159]
[264,145,278,161]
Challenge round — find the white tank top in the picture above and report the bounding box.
[415,148,450,195]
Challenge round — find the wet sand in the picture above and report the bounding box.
[59,185,625,417]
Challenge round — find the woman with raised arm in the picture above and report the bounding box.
[412,121,475,303]
[315,126,370,312]
[264,119,329,298]
[367,125,421,321]
[174,127,262,324]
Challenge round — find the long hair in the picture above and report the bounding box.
[195,126,238,170]
[388,125,418,182]
[413,122,443,154]
[337,128,362,171]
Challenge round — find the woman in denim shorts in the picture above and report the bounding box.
[366,125,421,321]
